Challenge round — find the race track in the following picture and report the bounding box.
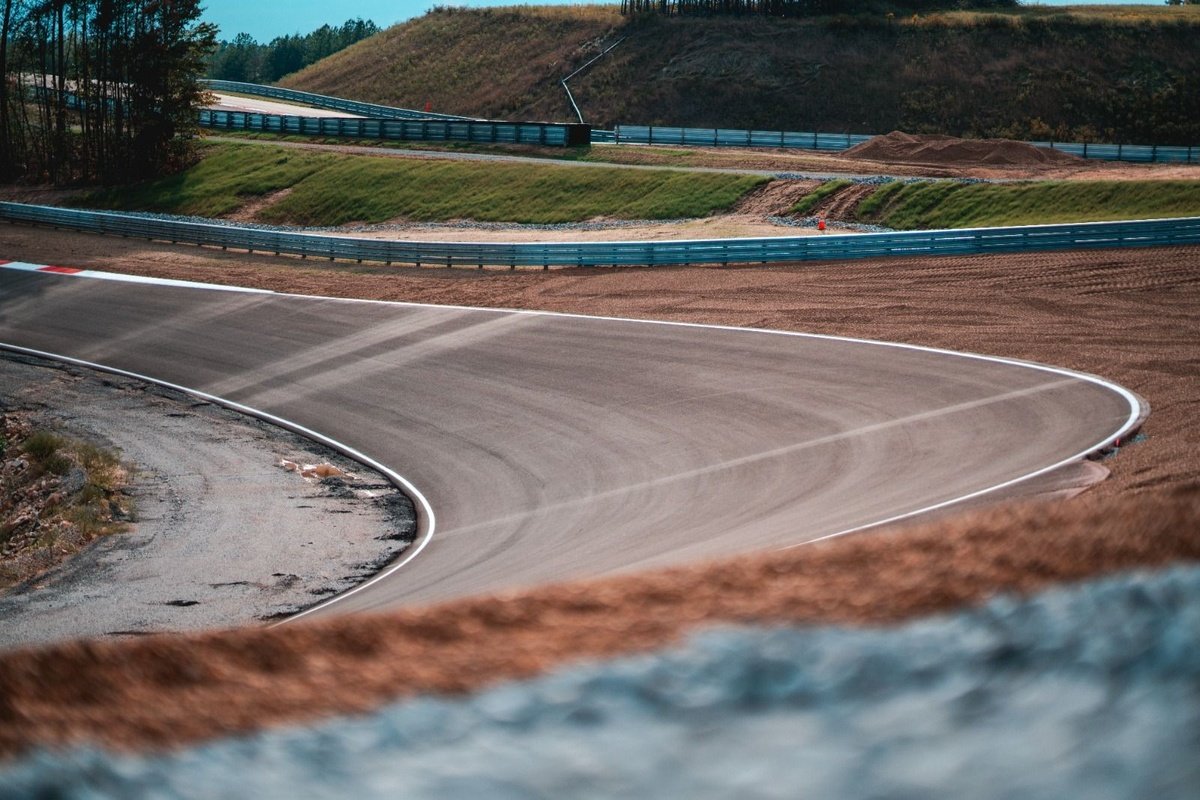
[0,266,1140,617]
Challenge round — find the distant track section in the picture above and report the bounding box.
[202,79,473,121]
[3,202,1198,269]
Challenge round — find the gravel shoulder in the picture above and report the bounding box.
[0,353,415,650]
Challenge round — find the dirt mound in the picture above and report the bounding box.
[846,131,1085,168]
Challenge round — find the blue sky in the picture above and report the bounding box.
[201,1,1157,42]
[202,0,596,41]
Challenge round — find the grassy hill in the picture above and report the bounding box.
[280,5,1200,145]
[74,143,764,225]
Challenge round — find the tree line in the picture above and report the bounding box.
[0,0,216,184]
[206,18,379,85]
[620,0,1016,15]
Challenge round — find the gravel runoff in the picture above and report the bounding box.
[3,564,1197,799]
[83,209,829,237]
[0,354,417,648]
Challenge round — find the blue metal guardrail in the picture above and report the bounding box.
[199,109,591,147]
[612,125,1197,164]
[202,79,472,121]
[4,203,1197,269]
[614,126,875,152]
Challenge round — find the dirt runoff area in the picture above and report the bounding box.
[0,227,1197,756]
[0,353,416,651]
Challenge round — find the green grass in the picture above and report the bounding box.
[2,422,130,570]
[792,179,853,215]
[20,430,62,461]
[859,180,1200,229]
[77,143,766,225]
[77,144,330,218]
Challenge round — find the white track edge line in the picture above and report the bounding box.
[0,342,435,625]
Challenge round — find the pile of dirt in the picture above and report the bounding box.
[845,131,1086,168]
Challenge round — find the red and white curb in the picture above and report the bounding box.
[0,259,273,293]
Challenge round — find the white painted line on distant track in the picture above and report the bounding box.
[1,260,1148,617]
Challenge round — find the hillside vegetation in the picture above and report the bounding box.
[854,179,1200,228]
[281,5,1200,145]
[74,143,764,225]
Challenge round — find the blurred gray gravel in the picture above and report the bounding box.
[4,564,1199,799]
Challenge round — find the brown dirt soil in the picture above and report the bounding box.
[732,178,823,215]
[845,131,1087,168]
[810,183,876,221]
[330,214,825,243]
[0,227,1197,755]
[224,187,294,222]
[1,486,1197,756]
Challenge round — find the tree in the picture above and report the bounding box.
[207,18,380,83]
[0,0,217,183]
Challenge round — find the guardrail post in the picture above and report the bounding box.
[812,132,818,149]
[1083,141,1088,159]
[1118,143,1123,161]
[714,128,718,146]
[1152,144,1158,163]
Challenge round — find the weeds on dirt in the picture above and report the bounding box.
[792,179,853,215]
[1,414,132,589]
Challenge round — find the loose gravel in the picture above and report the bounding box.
[0,354,416,649]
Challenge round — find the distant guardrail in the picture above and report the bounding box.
[614,126,875,152]
[198,110,591,147]
[202,79,472,121]
[5,203,1197,269]
[613,125,1197,164]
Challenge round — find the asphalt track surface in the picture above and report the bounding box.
[0,267,1139,617]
